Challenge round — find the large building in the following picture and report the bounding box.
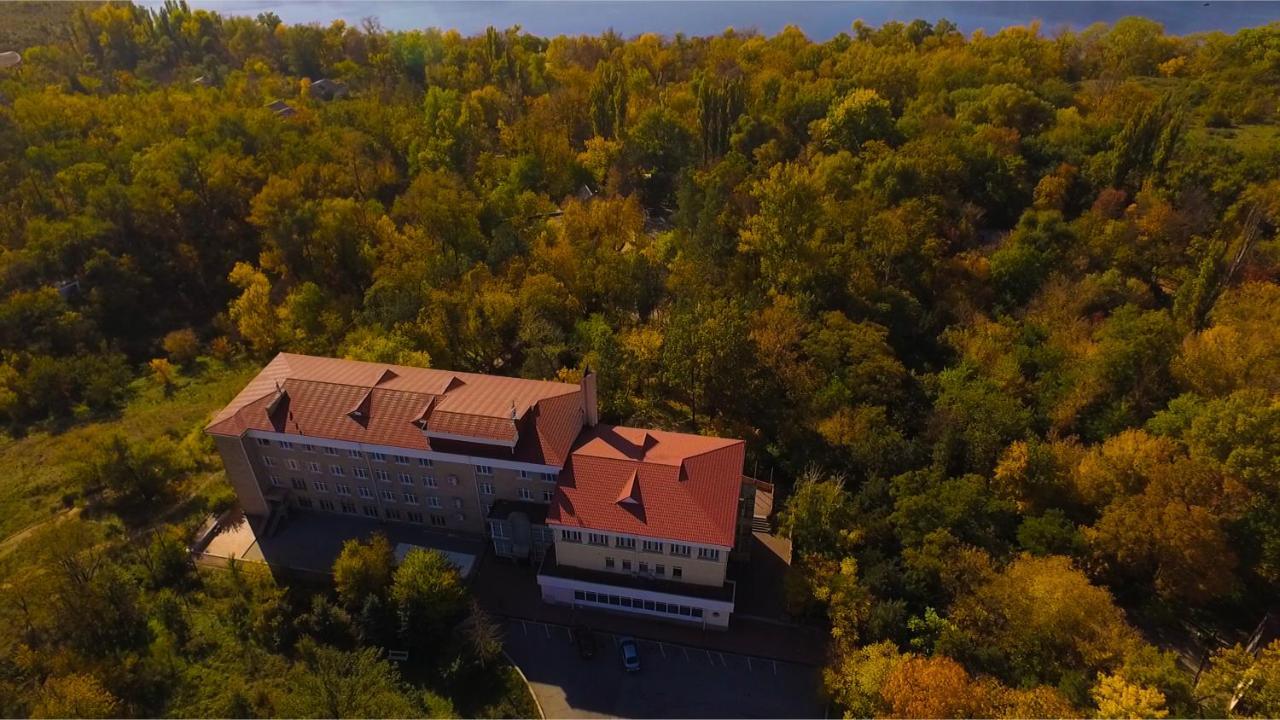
[207,353,756,628]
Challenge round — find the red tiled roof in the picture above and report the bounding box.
[207,353,583,466]
[547,425,745,547]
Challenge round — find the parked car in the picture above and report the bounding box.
[619,636,640,672]
[574,625,597,659]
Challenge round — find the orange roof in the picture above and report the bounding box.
[547,425,745,547]
[207,353,583,466]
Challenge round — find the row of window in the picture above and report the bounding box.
[296,495,459,526]
[260,437,431,465]
[256,438,558,482]
[572,590,705,619]
[272,475,465,509]
[560,530,719,561]
[603,556,683,578]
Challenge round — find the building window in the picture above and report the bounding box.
[358,486,373,499]
[385,508,401,520]
[381,490,396,502]
[561,530,583,543]
[518,488,533,501]
[407,511,424,523]
[655,564,665,577]
[419,458,433,468]
[362,505,378,518]
[270,475,282,487]
[308,461,321,473]
[588,533,608,546]
[452,497,464,510]
[638,562,648,574]
[403,493,418,505]
[476,465,494,476]
[642,540,663,554]
[336,484,351,496]
[454,512,466,522]
[519,470,530,480]
[297,496,313,509]
[330,465,345,477]
[324,446,339,456]
[604,556,615,569]
[341,501,356,514]
[287,458,299,471]
[256,438,270,446]
[318,498,334,511]
[480,482,494,495]
[352,467,368,479]
[375,469,390,482]
[616,536,636,550]
[312,480,328,493]
[428,497,441,509]
[697,548,721,562]
[483,503,493,517]
[399,473,413,485]
[279,440,294,450]
[291,477,306,490]
[490,521,509,539]
[447,474,459,486]
[263,456,275,467]
[430,514,446,527]
[672,566,683,579]
[424,475,437,488]
[670,543,691,557]
[347,449,362,458]
[370,451,387,462]
[621,559,632,571]
[541,472,556,483]
[302,443,316,453]
[541,490,554,503]
[395,455,410,465]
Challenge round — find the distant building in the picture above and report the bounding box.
[192,75,214,87]
[266,99,297,118]
[307,78,349,101]
[207,353,755,629]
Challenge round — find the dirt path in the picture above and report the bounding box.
[0,507,81,558]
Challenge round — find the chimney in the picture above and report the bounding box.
[581,365,599,427]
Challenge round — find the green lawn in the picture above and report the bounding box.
[0,360,255,543]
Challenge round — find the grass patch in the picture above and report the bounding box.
[0,360,254,543]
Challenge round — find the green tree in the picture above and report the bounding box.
[333,533,395,611]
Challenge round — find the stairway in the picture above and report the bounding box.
[751,515,772,533]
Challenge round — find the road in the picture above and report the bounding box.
[502,618,824,719]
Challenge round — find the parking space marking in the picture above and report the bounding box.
[682,647,690,662]
[716,651,727,667]
[544,623,551,639]
[659,642,667,658]
[520,620,528,636]
[773,660,778,675]
[747,657,752,672]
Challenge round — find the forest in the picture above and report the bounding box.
[1,0,1279,716]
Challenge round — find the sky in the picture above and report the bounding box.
[149,1,1280,38]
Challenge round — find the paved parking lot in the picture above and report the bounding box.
[502,619,824,719]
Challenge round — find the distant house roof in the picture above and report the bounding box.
[308,78,349,100]
[0,52,21,70]
[547,425,745,548]
[206,353,584,467]
[192,75,214,87]
[266,99,297,117]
